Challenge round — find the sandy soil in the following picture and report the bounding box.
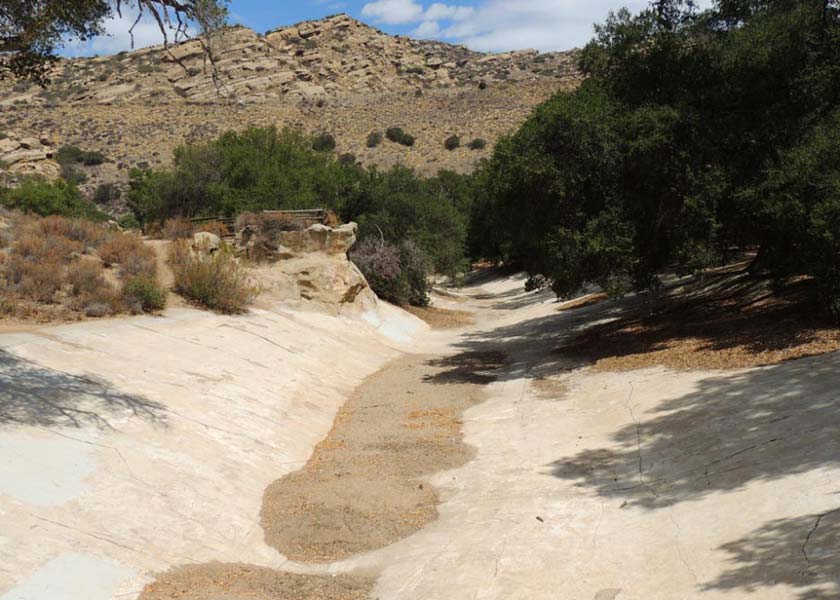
[140,564,372,600]
[403,305,475,329]
[260,351,505,562]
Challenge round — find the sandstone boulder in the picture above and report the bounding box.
[248,222,375,312]
[192,232,222,255]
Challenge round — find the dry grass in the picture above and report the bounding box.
[558,271,840,371]
[172,246,257,314]
[162,217,195,240]
[195,220,230,238]
[0,212,166,322]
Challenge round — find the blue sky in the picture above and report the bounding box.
[63,0,713,57]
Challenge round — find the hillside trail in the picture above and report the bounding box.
[143,271,840,599]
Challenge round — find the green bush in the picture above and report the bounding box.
[366,131,383,148]
[127,127,474,279]
[467,138,487,150]
[386,127,415,147]
[122,275,167,312]
[56,145,106,166]
[117,213,141,230]
[470,0,840,315]
[311,132,336,152]
[444,135,461,151]
[0,178,104,219]
[94,183,121,204]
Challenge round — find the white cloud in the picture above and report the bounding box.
[364,0,715,53]
[361,0,425,25]
[63,11,192,57]
[424,3,474,21]
[413,20,441,38]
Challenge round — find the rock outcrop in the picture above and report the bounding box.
[0,14,583,189]
[252,222,375,312]
[0,133,61,184]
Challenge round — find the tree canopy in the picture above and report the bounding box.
[470,0,840,315]
[0,0,228,82]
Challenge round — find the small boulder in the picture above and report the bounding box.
[192,232,222,255]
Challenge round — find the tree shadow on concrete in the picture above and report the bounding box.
[423,295,634,386]
[704,507,840,599]
[0,350,167,429]
[548,354,840,508]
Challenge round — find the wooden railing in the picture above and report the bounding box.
[190,209,327,240]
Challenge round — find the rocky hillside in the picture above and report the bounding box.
[0,14,581,198]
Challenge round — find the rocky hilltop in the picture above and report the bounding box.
[0,14,581,195]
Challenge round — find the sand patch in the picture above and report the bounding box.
[260,351,506,562]
[140,564,372,600]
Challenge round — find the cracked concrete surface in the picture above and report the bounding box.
[2,272,839,599]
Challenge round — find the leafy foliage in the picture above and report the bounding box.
[471,0,840,314]
[1,0,229,82]
[129,126,474,278]
[0,178,104,219]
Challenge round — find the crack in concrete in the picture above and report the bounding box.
[219,324,300,354]
[624,382,658,498]
[802,508,840,564]
[703,438,780,485]
[668,507,698,595]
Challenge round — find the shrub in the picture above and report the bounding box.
[386,127,415,147]
[117,213,141,230]
[34,215,108,248]
[468,138,487,150]
[0,178,103,219]
[60,164,88,185]
[99,233,156,278]
[94,183,121,205]
[122,275,167,312]
[163,217,195,240]
[366,131,383,148]
[444,135,461,151]
[16,261,63,303]
[80,151,105,166]
[196,220,230,237]
[56,145,105,166]
[173,248,257,314]
[350,238,430,306]
[66,260,107,297]
[136,63,162,74]
[398,240,431,306]
[311,132,336,152]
